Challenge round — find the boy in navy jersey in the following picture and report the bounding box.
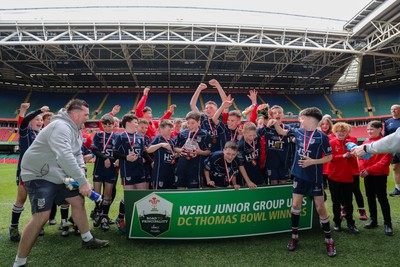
[212,99,243,146]
[137,118,152,188]
[113,114,153,233]
[91,114,118,231]
[204,141,241,189]
[147,120,177,189]
[190,80,229,152]
[276,107,336,257]
[10,103,49,241]
[258,105,293,185]
[237,122,264,187]
[174,111,211,189]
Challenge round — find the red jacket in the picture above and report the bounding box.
[322,133,335,175]
[328,137,354,183]
[346,135,360,175]
[359,136,392,176]
[136,94,172,141]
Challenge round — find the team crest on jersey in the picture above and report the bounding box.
[37,198,45,209]
[293,181,298,189]
[126,176,132,181]
[133,193,173,237]
[158,181,164,188]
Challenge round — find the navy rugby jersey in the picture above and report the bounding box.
[113,131,145,179]
[149,135,176,186]
[237,137,264,185]
[384,117,400,136]
[91,131,117,177]
[204,151,240,187]
[290,128,331,183]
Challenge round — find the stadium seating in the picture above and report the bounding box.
[170,93,193,118]
[100,92,138,117]
[27,91,75,113]
[0,128,13,142]
[329,91,367,118]
[0,89,27,118]
[258,94,299,115]
[367,86,400,116]
[289,94,332,117]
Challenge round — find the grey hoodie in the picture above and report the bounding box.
[21,108,87,186]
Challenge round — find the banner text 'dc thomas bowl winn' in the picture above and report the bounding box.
[125,185,314,239]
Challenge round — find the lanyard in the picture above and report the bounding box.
[247,140,257,159]
[187,128,199,143]
[207,119,216,135]
[162,136,175,157]
[224,158,234,185]
[303,130,316,156]
[230,128,238,142]
[278,124,285,141]
[124,131,136,151]
[102,132,114,152]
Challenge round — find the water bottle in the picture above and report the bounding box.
[63,177,102,203]
[89,190,102,203]
[346,142,371,160]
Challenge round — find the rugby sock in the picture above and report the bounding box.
[118,199,125,219]
[396,184,400,190]
[13,256,27,267]
[49,203,57,220]
[60,205,69,224]
[102,199,111,218]
[81,231,93,242]
[320,216,332,241]
[11,204,24,227]
[291,207,301,239]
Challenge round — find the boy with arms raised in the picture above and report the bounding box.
[275,107,336,257]
[190,79,229,152]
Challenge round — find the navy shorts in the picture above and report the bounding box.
[292,177,324,197]
[93,174,118,184]
[392,153,400,164]
[123,175,147,186]
[24,179,80,214]
[175,164,203,188]
[267,167,289,182]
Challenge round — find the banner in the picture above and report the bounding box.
[125,185,315,239]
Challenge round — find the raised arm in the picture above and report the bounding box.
[209,79,227,103]
[135,87,150,118]
[20,105,49,130]
[212,96,233,125]
[247,90,258,123]
[190,83,207,112]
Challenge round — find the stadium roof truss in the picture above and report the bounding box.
[0,2,399,94]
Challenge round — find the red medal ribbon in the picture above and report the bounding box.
[102,132,114,153]
[303,130,316,156]
[230,128,238,142]
[224,157,234,185]
[162,136,175,158]
[207,119,216,135]
[124,131,136,151]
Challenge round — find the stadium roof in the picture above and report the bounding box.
[0,0,399,94]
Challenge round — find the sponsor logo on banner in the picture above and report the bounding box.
[134,193,173,237]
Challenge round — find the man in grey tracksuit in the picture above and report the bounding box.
[13,99,108,267]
